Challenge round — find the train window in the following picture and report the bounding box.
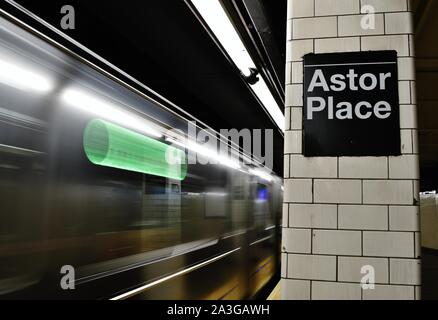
[205,192,228,218]
[144,175,167,194]
[170,183,180,194]
[257,184,269,202]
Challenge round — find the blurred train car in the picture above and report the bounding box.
[0,9,282,299]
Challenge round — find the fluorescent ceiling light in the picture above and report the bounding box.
[166,137,241,170]
[61,87,162,138]
[0,57,54,93]
[190,0,284,131]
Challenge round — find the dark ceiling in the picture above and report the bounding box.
[2,0,287,175]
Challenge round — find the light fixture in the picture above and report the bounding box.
[61,87,162,138]
[249,168,273,182]
[0,57,54,93]
[189,0,285,131]
[165,136,241,170]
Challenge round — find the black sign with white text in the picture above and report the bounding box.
[303,51,400,156]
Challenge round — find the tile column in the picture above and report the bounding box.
[282,0,420,300]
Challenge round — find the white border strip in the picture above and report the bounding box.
[304,62,396,68]
[110,247,241,300]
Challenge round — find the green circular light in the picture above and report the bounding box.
[83,119,187,180]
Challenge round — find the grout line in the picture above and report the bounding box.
[387,205,390,231]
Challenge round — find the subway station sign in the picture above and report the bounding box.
[303,51,401,157]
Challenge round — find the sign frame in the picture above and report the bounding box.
[302,50,401,157]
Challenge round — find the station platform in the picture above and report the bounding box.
[267,281,281,300]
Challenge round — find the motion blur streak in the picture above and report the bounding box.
[61,87,163,138]
[166,137,242,170]
[0,56,53,93]
[0,11,282,300]
[110,247,241,300]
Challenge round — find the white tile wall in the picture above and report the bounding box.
[284,154,290,178]
[285,62,292,84]
[363,231,415,257]
[287,254,337,281]
[339,157,388,179]
[399,104,417,129]
[413,180,420,203]
[290,155,337,178]
[415,286,421,300]
[361,35,410,56]
[293,17,338,39]
[313,230,362,256]
[412,130,419,154]
[363,180,413,205]
[410,81,417,104]
[289,204,338,229]
[389,206,420,231]
[338,205,388,230]
[281,279,311,300]
[282,0,419,300]
[389,155,420,179]
[390,258,421,285]
[385,12,413,35]
[282,204,289,228]
[360,0,408,13]
[291,62,303,84]
[338,256,389,283]
[407,0,412,12]
[315,37,361,54]
[285,84,303,107]
[286,20,293,42]
[314,179,362,204]
[287,39,314,61]
[312,281,362,300]
[288,0,314,19]
[338,14,384,36]
[398,57,416,81]
[315,0,359,16]
[400,129,413,154]
[398,81,411,104]
[282,228,312,253]
[290,107,303,130]
[281,253,287,277]
[409,35,415,56]
[415,232,421,258]
[284,130,302,154]
[362,284,415,300]
[284,179,313,203]
[285,107,291,131]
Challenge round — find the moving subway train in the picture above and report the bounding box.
[0,10,282,299]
